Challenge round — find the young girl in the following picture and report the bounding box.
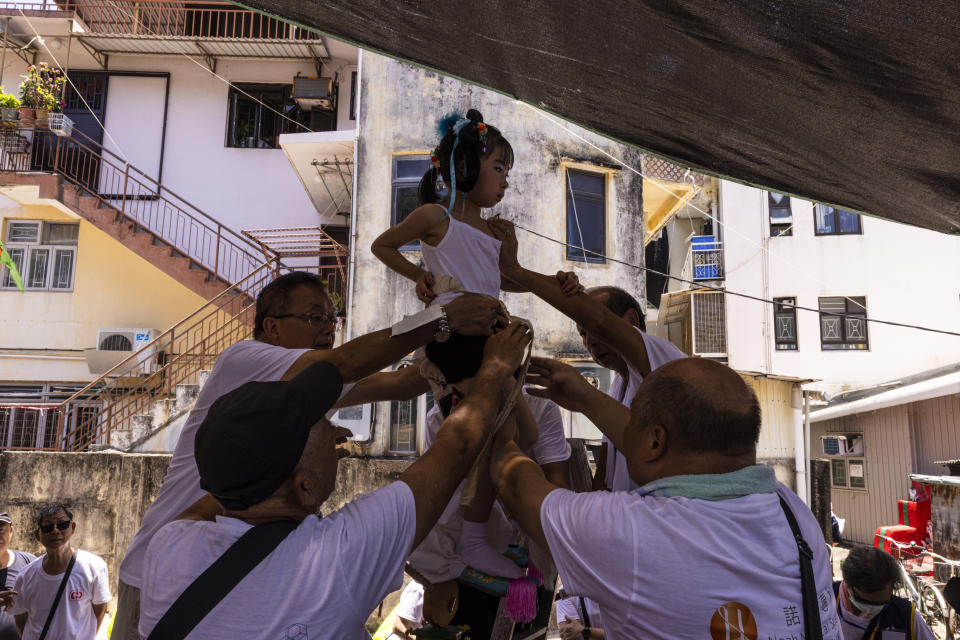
[372,108,579,304]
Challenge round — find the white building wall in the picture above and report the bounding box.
[720,180,960,387]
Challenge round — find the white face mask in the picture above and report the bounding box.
[848,592,887,619]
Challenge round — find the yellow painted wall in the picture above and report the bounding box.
[0,203,208,383]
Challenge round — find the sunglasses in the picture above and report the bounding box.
[38,520,71,534]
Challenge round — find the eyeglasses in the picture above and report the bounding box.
[271,312,338,328]
[38,520,71,534]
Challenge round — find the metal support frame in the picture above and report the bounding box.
[311,156,353,217]
[307,43,326,76]
[194,41,216,73]
[76,37,108,69]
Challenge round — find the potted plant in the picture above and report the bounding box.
[19,63,65,128]
[0,90,20,128]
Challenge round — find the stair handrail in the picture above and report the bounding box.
[52,257,276,416]
[55,127,267,267]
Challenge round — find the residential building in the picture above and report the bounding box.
[650,176,960,512]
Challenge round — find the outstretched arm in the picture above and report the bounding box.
[334,365,430,408]
[491,438,558,559]
[490,219,651,378]
[282,293,506,383]
[400,323,532,548]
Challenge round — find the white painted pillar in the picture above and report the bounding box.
[791,384,808,504]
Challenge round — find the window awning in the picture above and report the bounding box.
[810,371,960,422]
[238,0,960,235]
[279,129,355,224]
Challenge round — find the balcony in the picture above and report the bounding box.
[690,235,724,281]
[0,1,328,70]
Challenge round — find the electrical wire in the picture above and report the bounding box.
[511,220,960,339]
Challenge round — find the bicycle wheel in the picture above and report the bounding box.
[921,583,952,640]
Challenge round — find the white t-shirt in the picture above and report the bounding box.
[837,591,937,640]
[603,330,686,492]
[540,482,842,640]
[139,482,415,640]
[556,593,603,630]
[119,340,311,588]
[408,391,570,582]
[10,550,111,640]
[394,580,424,627]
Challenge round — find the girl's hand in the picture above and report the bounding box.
[415,270,436,303]
[489,218,520,273]
[555,270,584,296]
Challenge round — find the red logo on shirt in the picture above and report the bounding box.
[69,591,83,601]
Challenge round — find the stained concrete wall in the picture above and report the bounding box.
[0,451,172,606]
[351,52,647,456]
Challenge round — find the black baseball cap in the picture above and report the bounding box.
[195,360,343,510]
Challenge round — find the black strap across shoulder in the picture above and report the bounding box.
[147,520,298,640]
[38,551,76,640]
[579,596,592,628]
[779,496,824,640]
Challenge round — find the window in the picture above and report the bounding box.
[831,458,866,489]
[391,155,431,248]
[2,220,78,291]
[819,296,868,350]
[769,192,792,236]
[0,384,97,450]
[565,169,606,263]
[774,297,798,350]
[226,83,321,149]
[388,363,418,453]
[815,204,862,235]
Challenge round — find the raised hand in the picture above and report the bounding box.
[555,270,585,296]
[481,322,532,378]
[525,356,594,413]
[444,294,508,336]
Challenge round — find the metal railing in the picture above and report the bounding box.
[0,1,321,40]
[0,125,264,285]
[690,236,725,281]
[0,260,277,452]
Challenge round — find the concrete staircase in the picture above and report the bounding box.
[0,171,246,302]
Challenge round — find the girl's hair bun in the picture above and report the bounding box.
[466,109,484,124]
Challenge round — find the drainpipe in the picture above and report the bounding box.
[791,384,807,504]
[804,390,812,505]
[344,49,362,343]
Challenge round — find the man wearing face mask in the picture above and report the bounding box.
[835,546,936,640]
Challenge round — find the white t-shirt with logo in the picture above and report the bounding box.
[540,483,842,640]
[602,331,686,492]
[139,482,415,639]
[408,391,570,582]
[10,550,111,640]
[119,340,345,589]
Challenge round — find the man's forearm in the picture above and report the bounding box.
[491,440,554,557]
[504,266,605,332]
[578,388,632,452]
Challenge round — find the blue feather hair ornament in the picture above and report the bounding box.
[436,112,462,138]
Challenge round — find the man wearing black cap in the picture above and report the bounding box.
[0,511,36,640]
[113,271,504,640]
[137,322,532,639]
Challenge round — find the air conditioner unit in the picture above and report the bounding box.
[85,328,159,375]
[292,76,335,110]
[820,433,864,457]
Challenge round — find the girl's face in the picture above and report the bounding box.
[466,146,511,208]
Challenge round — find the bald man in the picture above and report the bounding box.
[491,357,842,640]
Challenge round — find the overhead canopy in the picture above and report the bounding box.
[237,0,960,235]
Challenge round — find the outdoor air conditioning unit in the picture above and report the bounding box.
[820,433,864,457]
[85,328,159,375]
[292,76,335,110]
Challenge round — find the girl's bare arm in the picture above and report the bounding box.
[371,204,447,282]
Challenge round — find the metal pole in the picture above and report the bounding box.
[215,225,221,276]
[0,17,9,89]
[62,29,73,102]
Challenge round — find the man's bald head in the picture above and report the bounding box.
[630,358,761,456]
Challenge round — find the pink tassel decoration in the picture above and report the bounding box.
[526,560,543,586]
[505,577,538,623]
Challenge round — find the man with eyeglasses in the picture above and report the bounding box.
[835,546,936,640]
[112,270,505,640]
[8,505,110,640]
[0,511,36,640]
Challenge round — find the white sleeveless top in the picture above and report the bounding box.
[420,215,501,305]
